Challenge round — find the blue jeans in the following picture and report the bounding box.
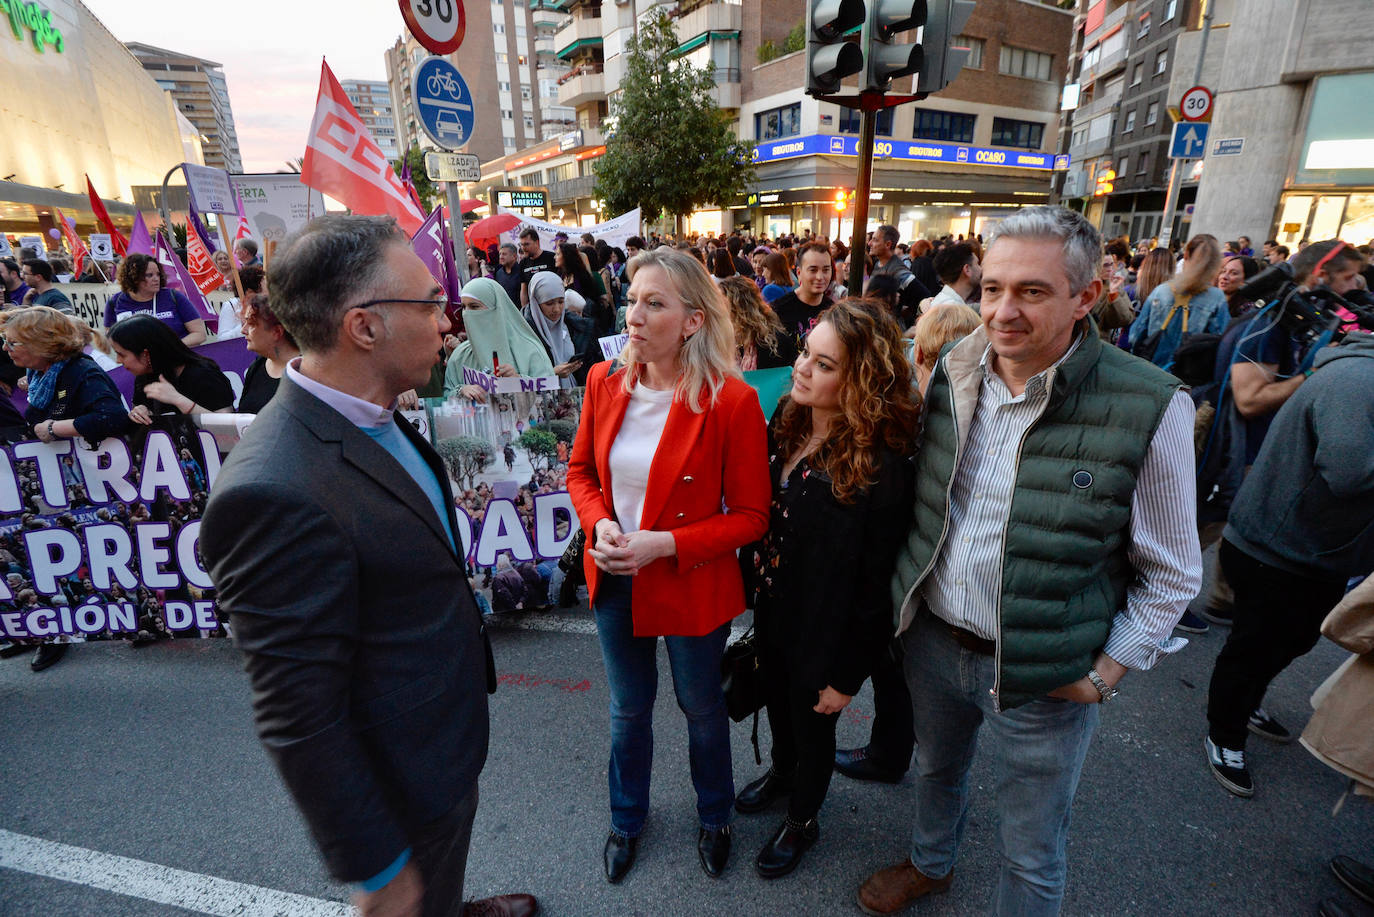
[593,575,734,837]
[902,612,1098,917]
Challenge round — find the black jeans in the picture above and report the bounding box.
[864,637,915,769]
[760,640,840,823]
[1206,540,1347,749]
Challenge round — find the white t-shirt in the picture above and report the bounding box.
[608,382,675,534]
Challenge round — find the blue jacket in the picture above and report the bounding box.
[1129,284,1228,368]
[24,354,131,443]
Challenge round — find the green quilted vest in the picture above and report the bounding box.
[891,322,1180,710]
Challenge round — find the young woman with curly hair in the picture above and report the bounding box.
[734,297,919,879]
[718,276,792,369]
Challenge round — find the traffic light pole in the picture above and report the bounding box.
[847,110,877,295]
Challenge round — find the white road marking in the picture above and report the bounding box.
[0,828,354,916]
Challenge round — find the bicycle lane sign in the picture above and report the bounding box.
[414,56,475,151]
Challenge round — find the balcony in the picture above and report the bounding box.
[549,174,598,203]
[673,1,742,43]
[1083,1,1128,43]
[555,14,604,59]
[558,64,605,107]
[1081,44,1128,84]
[1070,134,1114,161]
[530,3,566,28]
[534,35,555,55]
[707,68,741,109]
[1070,89,1121,129]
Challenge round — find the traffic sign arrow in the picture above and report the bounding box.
[1169,121,1210,159]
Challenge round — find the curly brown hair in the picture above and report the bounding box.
[718,276,783,360]
[117,253,164,295]
[773,298,920,503]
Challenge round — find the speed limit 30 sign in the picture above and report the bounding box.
[399,0,466,55]
[1180,85,1213,122]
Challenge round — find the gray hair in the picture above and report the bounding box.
[269,214,407,353]
[499,242,518,255]
[986,206,1101,295]
[876,224,899,247]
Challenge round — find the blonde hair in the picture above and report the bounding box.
[1171,233,1223,296]
[620,248,738,412]
[1135,248,1174,306]
[718,276,783,360]
[0,307,101,363]
[913,304,981,370]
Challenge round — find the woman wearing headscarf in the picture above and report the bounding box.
[444,278,556,399]
[525,271,599,387]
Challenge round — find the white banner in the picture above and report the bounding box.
[229,174,328,245]
[496,207,641,252]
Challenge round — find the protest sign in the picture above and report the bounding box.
[495,207,641,253]
[229,173,328,244]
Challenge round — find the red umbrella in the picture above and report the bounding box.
[464,212,522,246]
[459,198,487,214]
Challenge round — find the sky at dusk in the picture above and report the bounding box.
[83,0,406,173]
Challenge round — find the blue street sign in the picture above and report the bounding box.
[414,56,475,151]
[1169,121,1209,159]
[1054,153,1071,171]
[1212,138,1244,156]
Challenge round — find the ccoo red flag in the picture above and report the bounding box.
[302,60,425,235]
[52,207,90,279]
[186,219,224,296]
[84,175,129,256]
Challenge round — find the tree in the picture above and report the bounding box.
[536,419,577,447]
[280,156,305,173]
[392,144,437,210]
[517,428,558,471]
[594,10,755,228]
[436,436,496,490]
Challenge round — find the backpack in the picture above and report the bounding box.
[1130,291,1193,368]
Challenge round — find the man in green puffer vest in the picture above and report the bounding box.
[858,207,1202,917]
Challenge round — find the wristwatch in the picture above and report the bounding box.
[1086,668,1118,704]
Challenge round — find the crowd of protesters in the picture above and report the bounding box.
[5,208,1374,917]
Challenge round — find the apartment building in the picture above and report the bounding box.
[127,42,243,173]
[386,2,576,165]
[1058,0,1198,242]
[341,79,400,161]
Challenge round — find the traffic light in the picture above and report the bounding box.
[1094,168,1116,197]
[805,0,866,97]
[915,0,976,95]
[835,189,850,211]
[862,0,927,93]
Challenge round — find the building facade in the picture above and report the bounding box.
[1059,0,1200,243]
[386,2,575,164]
[1,2,197,237]
[341,79,400,161]
[1182,0,1374,247]
[126,42,243,173]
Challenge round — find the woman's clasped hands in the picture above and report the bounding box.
[588,518,675,576]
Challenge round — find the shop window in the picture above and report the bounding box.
[914,108,975,143]
[991,117,1044,149]
[755,103,801,141]
[840,108,894,136]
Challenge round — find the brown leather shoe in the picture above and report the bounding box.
[857,860,952,915]
[463,893,538,917]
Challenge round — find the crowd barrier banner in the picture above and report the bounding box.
[50,283,238,334]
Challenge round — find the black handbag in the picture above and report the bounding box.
[721,626,765,764]
[557,526,586,582]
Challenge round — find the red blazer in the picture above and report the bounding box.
[567,361,770,637]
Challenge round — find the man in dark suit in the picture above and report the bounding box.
[201,215,537,917]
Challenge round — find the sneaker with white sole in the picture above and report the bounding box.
[1174,610,1210,634]
[1248,707,1294,744]
[1205,736,1254,797]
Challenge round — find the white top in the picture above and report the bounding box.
[608,382,675,534]
[930,285,969,308]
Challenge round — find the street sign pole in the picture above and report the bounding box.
[847,108,876,295]
[446,181,469,284]
[1160,0,1213,247]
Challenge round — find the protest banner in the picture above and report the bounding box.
[495,207,641,253]
[229,174,326,245]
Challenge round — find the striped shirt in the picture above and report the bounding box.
[922,339,1202,670]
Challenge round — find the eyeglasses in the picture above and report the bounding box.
[1,338,25,350]
[355,295,449,317]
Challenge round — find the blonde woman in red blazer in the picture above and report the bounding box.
[567,247,770,885]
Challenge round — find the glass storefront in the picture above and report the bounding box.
[1275,192,1374,246]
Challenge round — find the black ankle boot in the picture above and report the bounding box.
[697,825,731,878]
[734,769,793,814]
[603,832,638,884]
[756,817,819,879]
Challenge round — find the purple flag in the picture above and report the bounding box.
[155,232,218,331]
[127,211,154,256]
[412,206,448,291]
[187,196,218,254]
[437,205,462,304]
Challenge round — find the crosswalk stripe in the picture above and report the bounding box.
[0,828,354,916]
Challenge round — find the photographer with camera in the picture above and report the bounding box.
[1194,241,1366,630]
[1204,326,1374,799]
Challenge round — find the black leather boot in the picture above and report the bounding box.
[30,643,67,672]
[756,817,819,879]
[603,832,638,884]
[697,825,731,878]
[734,769,793,814]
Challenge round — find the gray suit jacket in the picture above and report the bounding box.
[200,374,494,883]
